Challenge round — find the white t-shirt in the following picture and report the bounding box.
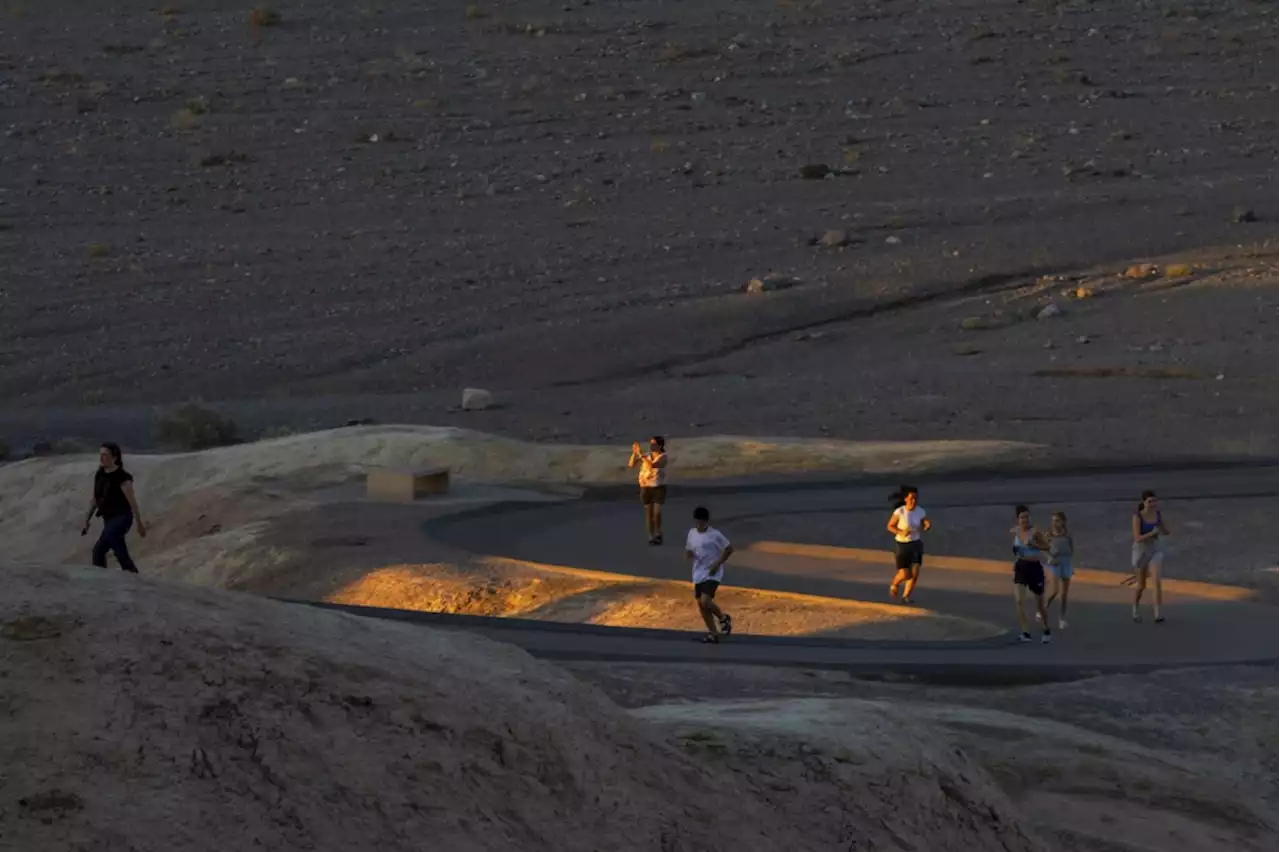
[891,506,927,543]
[686,526,730,584]
[638,452,666,488]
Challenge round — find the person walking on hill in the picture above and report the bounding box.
[1131,490,1170,624]
[628,435,668,545]
[685,506,733,643]
[81,442,147,573]
[886,485,931,605]
[1011,505,1052,644]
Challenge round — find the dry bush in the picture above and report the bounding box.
[155,404,241,450]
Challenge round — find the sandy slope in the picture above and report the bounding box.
[0,426,1032,567]
[0,562,1042,852]
[328,559,1002,640]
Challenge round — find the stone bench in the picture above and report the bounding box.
[366,466,450,502]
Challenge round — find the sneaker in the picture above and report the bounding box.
[1019,632,1033,643]
[719,613,733,636]
[1041,632,1052,644]
[1058,618,1068,630]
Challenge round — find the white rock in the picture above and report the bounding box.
[461,388,494,411]
[1036,303,1062,320]
[885,235,902,245]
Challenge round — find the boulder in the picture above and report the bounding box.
[461,388,494,411]
[745,274,800,294]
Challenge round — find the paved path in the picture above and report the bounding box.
[313,464,1279,681]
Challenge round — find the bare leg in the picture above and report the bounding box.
[1059,577,1071,621]
[652,504,663,539]
[699,600,720,634]
[643,504,654,539]
[1045,573,1060,610]
[889,569,906,596]
[1133,564,1148,619]
[901,564,921,601]
[1151,557,1164,620]
[1014,585,1029,633]
[1034,592,1050,628]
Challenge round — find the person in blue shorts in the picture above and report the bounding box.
[1043,511,1074,630]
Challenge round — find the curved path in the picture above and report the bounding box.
[315,464,1278,683]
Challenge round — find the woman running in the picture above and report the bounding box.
[1131,490,1170,623]
[886,485,930,605]
[1011,505,1052,644]
[1043,511,1074,630]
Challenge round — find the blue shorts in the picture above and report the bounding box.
[1048,559,1074,580]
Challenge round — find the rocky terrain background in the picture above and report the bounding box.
[0,0,1276,460]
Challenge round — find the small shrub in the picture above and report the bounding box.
[170,107,202,132]
[250,7,281,26]
[464,5,487,19]
[85,242,112,258]
[156,404,240,450]
[185,95,209,115]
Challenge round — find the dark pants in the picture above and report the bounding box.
[93,513,138,574]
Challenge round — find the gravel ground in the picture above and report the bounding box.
[1,0,1276,462]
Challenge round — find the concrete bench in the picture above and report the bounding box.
[366,466,450,502]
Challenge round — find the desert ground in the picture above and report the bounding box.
[1,430,1277,851]
[0,0,1275,849]
[0,0,1276,461]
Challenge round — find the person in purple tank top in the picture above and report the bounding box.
[1130,490,1171,624]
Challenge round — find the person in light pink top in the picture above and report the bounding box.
[628,435,668,545]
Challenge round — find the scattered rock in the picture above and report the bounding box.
[343,418,377,427]
[798,163,830,180]
[960,314,1013,331]
[884,235,902,245]
[1075,335,1091,345]
[84,242,111,259]
[1124,264,1156,280]
[1148,343,1164,352]
[1043,341,1056,350]
[793,330,827,342]
[745,274,800,294]
[1163,263,1193,278]
[819,229,850,248]
[1036,303,1062,320]
[1231,207,1257,224]
[461,387,495,411]
[1070,286,1095,300]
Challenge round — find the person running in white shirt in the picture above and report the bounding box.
[628,435,668,545]
[685,506,734,643]
[886,485,931,604]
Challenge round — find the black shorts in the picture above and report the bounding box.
[1013,560,1046,596]
[894,540,924,572]
[640,485,667,505]
[693,580,720,600]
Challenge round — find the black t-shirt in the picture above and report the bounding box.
[94,467,134,519]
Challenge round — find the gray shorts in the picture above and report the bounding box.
[1131,540,1164,571]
